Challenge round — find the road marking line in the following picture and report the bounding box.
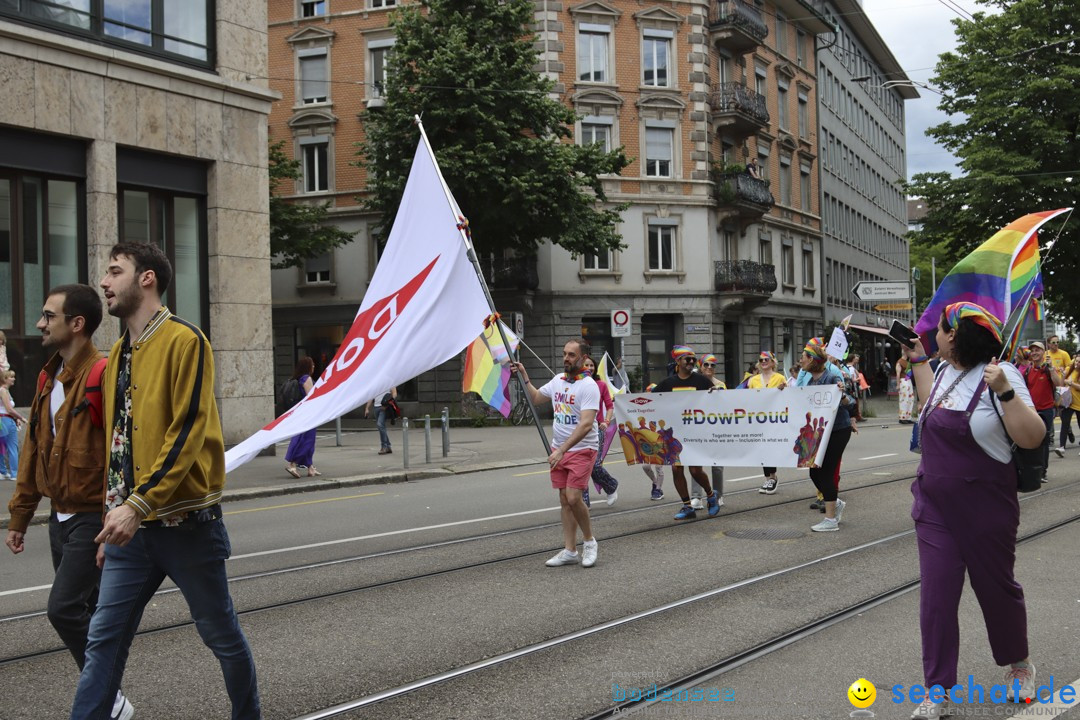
[0,583,53,598]
[860,453,897,460]
[229,506,563,560]
[224,492,384,516]
[1009,675,1080,718]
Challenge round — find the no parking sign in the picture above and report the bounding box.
[611,308,632,338]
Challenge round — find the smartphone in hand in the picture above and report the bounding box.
[889,319,919,350]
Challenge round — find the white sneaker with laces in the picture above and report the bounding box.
[834,498,846,523]
[545,549,580,567]
[911,698,950,719]
[582,539,598,568]
[690,497,705,510]
[1005,662,1036,702]
[1054,446,1065,458]
[112,691,134,720]
[605,490,618,507]
[811,517,839,532]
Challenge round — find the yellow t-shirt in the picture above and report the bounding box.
[1047,348,1071,373]
[748,372,787,389]
[1065,368,1080,411]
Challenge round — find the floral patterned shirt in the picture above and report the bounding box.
[105,336,133,512]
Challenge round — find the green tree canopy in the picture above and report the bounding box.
[269,141,356,269]
[905,0,1079,326]
[357,0,629,258]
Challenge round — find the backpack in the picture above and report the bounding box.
[36,356,108,429]
[279,378,304,410]
[381,393,400,424]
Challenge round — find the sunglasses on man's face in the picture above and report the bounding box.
[680,357,697,364]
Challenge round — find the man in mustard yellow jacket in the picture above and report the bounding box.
[69,243,260,719]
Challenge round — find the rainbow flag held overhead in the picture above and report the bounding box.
[462,319,520,417]
[597,352,630,394]
[1003,296,1043,363]
[914,208,1071,353]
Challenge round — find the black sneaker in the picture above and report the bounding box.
[809,499,824,511]
[759,476,778,494]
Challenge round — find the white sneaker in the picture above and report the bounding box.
[582,539,598,568]
[911,698,950,719]
[690,497,705,510]
[1054,446,1065,458]
[834,498,846,523]
[112,691,134,720]
[811,517,839,532]
[545,549,580,567]
[605,490,618,507]
[1005,662,1036,702]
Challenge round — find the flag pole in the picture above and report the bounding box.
[412,115,550,452]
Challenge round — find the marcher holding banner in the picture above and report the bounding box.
[512,339,601,568]
[796,338,854,532]
[651,346,722,521]
[749,351,786,494]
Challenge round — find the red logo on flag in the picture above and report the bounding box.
[630,397,653,406]
[264,256,440,430]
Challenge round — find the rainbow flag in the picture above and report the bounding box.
[914,209,1071,352]
[462,320,519,416]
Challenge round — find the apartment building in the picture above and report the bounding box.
[817,0,916,374]
[0,1,275,442]
[268,0,837,400]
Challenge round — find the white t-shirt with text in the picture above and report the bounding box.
[538,375,600,452]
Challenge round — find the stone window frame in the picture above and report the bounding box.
[570,1,622,87]
[299,0,327,18]
[365,35,396,107]
[781,236,795,288]
[298,135,332,194]
[801,241,815,291]
[799,159,813,211]
[642,213,685,283]
[572,89,624,177]
[370,0,397,8]
[778,151,792,207]
[287,26,336,111]
[635,6,681,90]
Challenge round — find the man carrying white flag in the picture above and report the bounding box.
[225,134,492,472]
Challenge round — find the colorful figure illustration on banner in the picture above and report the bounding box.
[793,412,829,467]
[618,417,684,466]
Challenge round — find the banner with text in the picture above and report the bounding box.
[612,388,841,468]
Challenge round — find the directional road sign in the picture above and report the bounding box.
[851,281,910,302]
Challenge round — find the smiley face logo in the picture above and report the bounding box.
[848,678,876,709]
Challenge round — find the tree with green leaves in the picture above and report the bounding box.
[269,141,356,269]
[904,0,1079,325]
[357,0,629,259]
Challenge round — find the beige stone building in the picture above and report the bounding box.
[0,1,276,443]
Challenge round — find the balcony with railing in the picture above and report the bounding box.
[710,82,769,136]
[708,0,768,53]
[713,172,774,222]
[715,260,778,297]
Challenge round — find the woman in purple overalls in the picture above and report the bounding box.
[905,302,1046,720]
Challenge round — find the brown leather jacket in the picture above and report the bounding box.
[6,341,107,533]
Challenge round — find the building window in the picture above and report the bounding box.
[582,250,612,271]
[645,127,673,178]
[802,245,815,288]
[0,0,214,65]
[647,224,675,271]
[796,30,806,67]
[642,30,672,87]
[782,241,795,285]
[368,40,394,99]
[775,11,786,55]
[580,118,612,152]
[302,141,329,192]
[299,50,329,104]
[757,144,770,182]
[798,92,809,137]
[804,321,816,342]
[779,154,792,206]
[759,317,774,352]
[755,65,767,96]
[301,0,326,17]
[118,189,206,329]
[577,24,610,83]
[371,0,395,7]
[305,252,331,284]
[800,162,812,210]
[777,82,789,130]
[759,236,772,265]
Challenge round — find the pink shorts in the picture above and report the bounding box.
[550,448,597,490]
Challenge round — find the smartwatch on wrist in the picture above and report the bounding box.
[997,389,1016,403]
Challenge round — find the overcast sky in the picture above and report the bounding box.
[860,0,972,180]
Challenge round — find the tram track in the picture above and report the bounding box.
[291,498,1080,720]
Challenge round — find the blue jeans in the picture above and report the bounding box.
[70,519,260,719]
[0,416,18,475]
[376,407,391,449]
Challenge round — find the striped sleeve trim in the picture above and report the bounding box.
[154,491,223,517]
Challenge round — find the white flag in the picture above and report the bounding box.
[226,136,491,471]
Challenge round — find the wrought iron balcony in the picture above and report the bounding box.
[715,260,778,295]
[713,172,774,220]
[710,82,769,135]
[708,1,768,53]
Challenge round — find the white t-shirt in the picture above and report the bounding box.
[922,361,1034,463]
[50,366,75,523]
[538,375,600,452]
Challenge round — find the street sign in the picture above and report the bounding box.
[851,281,910,301]
[873,302,914,312]
[611,308,632,338]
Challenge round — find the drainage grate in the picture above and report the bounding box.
[724,527,806,541]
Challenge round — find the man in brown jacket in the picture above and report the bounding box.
[5,284,133,719]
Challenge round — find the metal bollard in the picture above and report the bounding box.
[402,417,409,469]
[335,416,342,447]
[711,466,724,499]
[441,407,450,457]
[424,415,431,464]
